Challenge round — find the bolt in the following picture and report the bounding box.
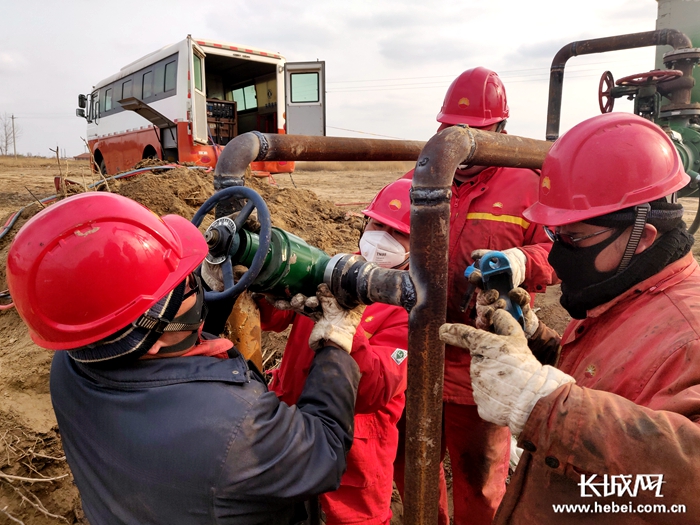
[205,229,220,246]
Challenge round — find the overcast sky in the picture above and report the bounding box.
[0,0,662,157]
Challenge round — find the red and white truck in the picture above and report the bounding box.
[76,35,325,174]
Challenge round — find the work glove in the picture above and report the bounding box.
[201,263,250,294]
[470,248,527,288]
[201,260,225,292]
[232,208,261,234]
[474,287,539,339]
[273,292,323,321]
[474,289,505,331]
[509,287,540,339]
[439,309,574,436]
[308,283,365,354]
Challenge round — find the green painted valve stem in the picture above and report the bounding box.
[232,226,332,298]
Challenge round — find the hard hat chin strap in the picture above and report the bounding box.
[616,203,651,274]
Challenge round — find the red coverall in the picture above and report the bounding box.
[260,300,409,525]
[398,166,556,524]
[498,253,700,525]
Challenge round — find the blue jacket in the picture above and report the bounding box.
[50,346,359,524]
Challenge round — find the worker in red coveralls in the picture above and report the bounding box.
[258,178,413,525]
[440,112,700,525]
[396,67,557,525]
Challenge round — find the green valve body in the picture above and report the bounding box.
[232,226,332,298]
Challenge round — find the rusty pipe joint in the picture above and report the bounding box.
[323,254,416,312]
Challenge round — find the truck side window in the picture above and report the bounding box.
[105,88,113,112]
[143,71,153,99]
[165,61,176,92]
[155,64,165,96]
[122,80,132,100]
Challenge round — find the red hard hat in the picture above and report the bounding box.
[524,113,689,226]
[362,178,412,234]
[6,192,208,350]
[436,67,509,128]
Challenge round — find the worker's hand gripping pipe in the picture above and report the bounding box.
[192,186,416,311]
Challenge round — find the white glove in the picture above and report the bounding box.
[309,283,365,354]
[439,309,574,436]
[471,248,527,287]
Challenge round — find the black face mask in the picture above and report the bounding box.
[547,228,625,292]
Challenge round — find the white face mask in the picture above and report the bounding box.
[359,230,408,269]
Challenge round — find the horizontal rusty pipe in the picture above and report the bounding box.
[215,131,426,183]
[464,126,552,169]
[213,131,427,217]
[403,125,551,525]
[546,29,694,141]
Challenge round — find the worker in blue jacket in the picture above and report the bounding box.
[6,192,364,525]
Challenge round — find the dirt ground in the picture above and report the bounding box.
[1,156,700,523]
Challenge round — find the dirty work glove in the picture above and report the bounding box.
[471,248,527,287]
[274,292,323,322]
[474,289,505,331]
[309,283,365,354]
[508,287,540,339]
[231,208,261,234]
[201,263,250,293]
[474,287,540,339]
[439,309,574,436]
[201,260,224,292]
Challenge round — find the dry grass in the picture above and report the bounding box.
[295,161,415,172]
[0,156,89,170]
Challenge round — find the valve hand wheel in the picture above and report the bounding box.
[192,186,272,301]
[598,71,615,114]
[616,69,682,87]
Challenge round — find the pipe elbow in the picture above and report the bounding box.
[214,132,262,185]
[660,28,693,50]
[412,126,472,190]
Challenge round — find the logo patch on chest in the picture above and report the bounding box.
[391,348,408,365]
[584,364,597,378]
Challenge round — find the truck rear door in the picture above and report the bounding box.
[188,37,208,144]
[284,61,326,136]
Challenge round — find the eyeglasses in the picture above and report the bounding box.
[543,225,615,246]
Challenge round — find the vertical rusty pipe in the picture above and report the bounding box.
[546,29,693,141]
[402,132,453,525]
[404,125,551,525]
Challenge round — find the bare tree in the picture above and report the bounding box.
[0,113,21,156]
